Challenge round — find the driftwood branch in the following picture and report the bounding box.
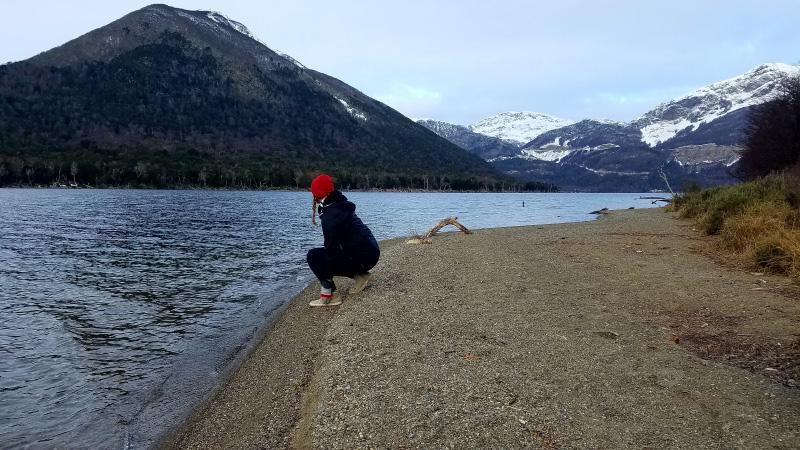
[406,216,472,244]
[639,196,672,205]
[658,165,675,196]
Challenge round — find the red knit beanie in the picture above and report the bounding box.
[310,174,335,200]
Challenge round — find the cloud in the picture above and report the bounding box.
[3,0,800,123]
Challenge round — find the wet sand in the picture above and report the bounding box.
[170,209,800,449]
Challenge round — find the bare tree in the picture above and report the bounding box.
[198,167,208,187]
[658,165,675,195]
[243,168,252,188]
[70,161,78,184]
[134,162,148,179]
[293,169,303,189]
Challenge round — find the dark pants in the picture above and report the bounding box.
[306,247,380,290]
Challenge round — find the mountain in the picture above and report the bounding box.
[488,63,800,191]
[518,120,644,162]
[0,4,505,190]
[469,112,574,146]
[635,63,800,148]
[415,119,519,160]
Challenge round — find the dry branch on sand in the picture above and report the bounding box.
[406,217,472,244]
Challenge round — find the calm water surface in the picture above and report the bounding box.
[0,189,662,448]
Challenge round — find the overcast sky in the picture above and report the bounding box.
[2,1,798,124]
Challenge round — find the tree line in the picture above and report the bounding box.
[0,149,557,192]
[0,32,558,192]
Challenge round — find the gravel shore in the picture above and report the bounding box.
[172,208,800,449]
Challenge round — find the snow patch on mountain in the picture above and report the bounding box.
[172,9,267,46]
[416,119,462,137]
[544,136,562,147]
[639,118,694,148]
[516,143,619,163]
[519,147,573,162]
[637,63,800,147]
[336,97,367,121]
[470,111,574,145]
[206,11,260,41]
[276,52,307,69]
[596,118,628,125]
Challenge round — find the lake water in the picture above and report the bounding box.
[0,189,662,449]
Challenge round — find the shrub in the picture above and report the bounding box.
[752,239,792,274]
[671,173,800,278]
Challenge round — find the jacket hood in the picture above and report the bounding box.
[323,190,354,212]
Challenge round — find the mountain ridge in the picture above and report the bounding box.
[0,4,512,190]
[416,119,519,160]
[469,111,574,145]
[634,63,800,147]
[420,63,800,191]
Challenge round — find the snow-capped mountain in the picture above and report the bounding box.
[469,112,574,146]
[518,120,644,162]
[635,63,800,147]
[414,62,797,191]
[416,119,519,160]
[482,63,800,191]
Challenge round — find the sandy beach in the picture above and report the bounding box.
[170,208,800,449]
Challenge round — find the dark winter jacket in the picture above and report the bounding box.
[319,190,380,265]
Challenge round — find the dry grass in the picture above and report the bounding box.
[670,173,800,278]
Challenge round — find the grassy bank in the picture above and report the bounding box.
[670,173,800,278]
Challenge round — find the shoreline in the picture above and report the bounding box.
[169,209,800,448]
[163,237,404,449]
[0,186,665,194]
[155,280,310,449]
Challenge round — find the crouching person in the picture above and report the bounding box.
[306,174,380,307]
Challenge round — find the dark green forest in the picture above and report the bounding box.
[0,32,556,192]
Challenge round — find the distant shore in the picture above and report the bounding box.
[0,185,565,193]
[169,209,800,449]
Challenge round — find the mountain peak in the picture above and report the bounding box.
[753,62,800,74]
[470,111,574,145]
[27,4,282,69]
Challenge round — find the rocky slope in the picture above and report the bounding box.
[416,119,519,160]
